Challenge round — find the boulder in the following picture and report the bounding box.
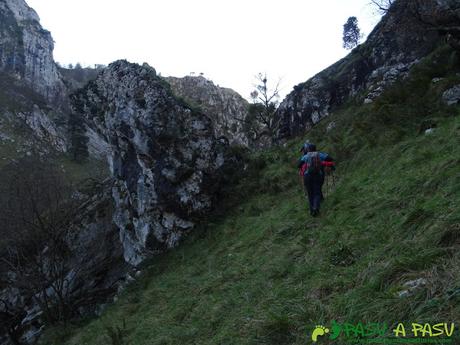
[442,84,460,105]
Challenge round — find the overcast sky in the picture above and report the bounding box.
[26,0,382,100]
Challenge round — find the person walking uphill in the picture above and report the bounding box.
[298,142,335,217]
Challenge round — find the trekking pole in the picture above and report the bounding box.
[298,174,305,198]
[324,167,331,198]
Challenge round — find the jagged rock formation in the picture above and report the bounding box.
[165,76,250,146]
[0,0,65,103]
[0,0,69,156]
[73,61,228,265]
[275,0,459,140]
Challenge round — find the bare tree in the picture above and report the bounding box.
[0,156,83,325]
[0,297,25,345]
[245,73,281,142]
[370,0,394,14]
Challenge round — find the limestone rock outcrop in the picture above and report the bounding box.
[73,61,228,265]
[0,0,69,155]
[0,0,65,103]
[165,76,250,146]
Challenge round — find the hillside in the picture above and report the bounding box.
[1,0,460,344]
[42,45,460,345]
[275,0,460,141]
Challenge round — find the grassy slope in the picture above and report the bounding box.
[43,47,460,345]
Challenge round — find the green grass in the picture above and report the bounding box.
[56,155,109,185]
[41,47,460,345]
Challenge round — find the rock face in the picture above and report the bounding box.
[15,105,66,150]
[73,61,227,265]
[275,0,457,140]
[0,0,65,103]
[0,0,69,156]
[165,76,250,146]
[0,71,68,155]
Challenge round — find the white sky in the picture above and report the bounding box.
[26,0,382,100]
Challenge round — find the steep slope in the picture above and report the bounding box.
[275,0,460,140]
[42,44,460,345]
[165,76,250,146]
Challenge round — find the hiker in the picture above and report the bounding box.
[298,142,335,217]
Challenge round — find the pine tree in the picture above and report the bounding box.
[342,16,362,50]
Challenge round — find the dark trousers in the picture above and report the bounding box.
[304,173,323,213]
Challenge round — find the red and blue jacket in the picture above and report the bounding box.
[298,151,335,176]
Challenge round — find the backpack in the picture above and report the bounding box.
[307,152,322,175]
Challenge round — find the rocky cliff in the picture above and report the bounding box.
[0,0,68,156]
[275,0,460,140]
[0,59,233,345]
[0,71,67,156]
[165,76,250,146]
[73,61,228,265]
[0,0,243,343]
[0,0,65,103]
[0,1,238,341]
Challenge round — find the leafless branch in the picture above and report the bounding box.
[370,0,394,14]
